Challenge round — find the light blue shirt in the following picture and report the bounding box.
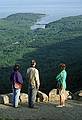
[56,70,67,89]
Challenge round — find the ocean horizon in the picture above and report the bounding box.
[0,4,82,24]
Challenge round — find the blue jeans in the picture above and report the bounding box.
[13,88,21,107]
[28,84,38,108]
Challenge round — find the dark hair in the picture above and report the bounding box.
[59,63,66,69]
[31,59,36,66]
[14,64,20,71]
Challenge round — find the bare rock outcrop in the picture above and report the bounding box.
[37,91,48,102]
[49,89,60,102]
[0,95,9,104]
[7,93,13,103]
[73,90,82,100]
[49,89,70,102]
[20,93,28,103]
[0,91,48,105]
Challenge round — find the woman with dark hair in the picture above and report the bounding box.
[56,63,67,107]
[10,64,23,108]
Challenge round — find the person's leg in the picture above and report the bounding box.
[13,88,20,107]
[28,85,38,108]
[59,89,62,105]
[13,88,15,107]
[61,93,66,106]
[60,89,66,106]
[57,89,64,107]
[28,86,32,108]
[31,87,37,107]
[60,95,62,105]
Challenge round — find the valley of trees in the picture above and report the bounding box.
[0,13,82,94]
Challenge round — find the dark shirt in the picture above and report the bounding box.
[10,71,23,88]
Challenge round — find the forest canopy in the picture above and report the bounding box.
[0,13,82,94]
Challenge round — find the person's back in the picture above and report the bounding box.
[10,64,23,108]
[27,67,39,89]
[60,69,67,89]
[10,70,23,89]
[26,60,40,108]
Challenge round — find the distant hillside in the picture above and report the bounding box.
[0,13,82,94]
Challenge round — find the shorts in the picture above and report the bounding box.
[59,88,65,96]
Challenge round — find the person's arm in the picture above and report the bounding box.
[26,68,30,79]
[56,73,61,81]
[35,69,40,89]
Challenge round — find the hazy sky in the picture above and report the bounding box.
[0,0,82,21]
[0,0,82,6]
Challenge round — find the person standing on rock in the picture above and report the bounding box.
[26,59,40,108]
[10,64,23,108]
[56,63,67,107]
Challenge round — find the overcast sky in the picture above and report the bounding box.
[0,0,81,6]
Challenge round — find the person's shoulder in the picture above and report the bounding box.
[64,69,67,73]
[61,70,66,73]
[28,67,34,69]
[35,68,39,74]
[63,70,67,75]
[27,67,38,72]
[34,67,38,71]
[27,67,31,71]
[17,71,22,75]
[27,67,34,72]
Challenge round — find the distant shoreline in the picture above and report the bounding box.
[31,13,82,30]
